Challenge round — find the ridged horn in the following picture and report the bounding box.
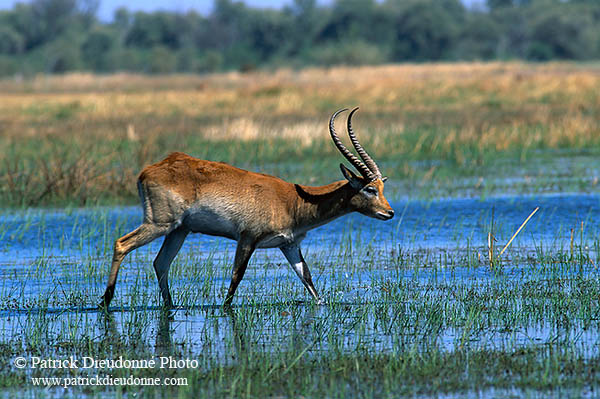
[329,108,375,180]
[347,107,382,179]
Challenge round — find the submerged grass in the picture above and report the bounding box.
[1,198,600,397]
[2,62,600,207]
[2,62,600,396]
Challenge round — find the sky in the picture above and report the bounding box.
[0,0,478,21]
[93,0,335,20]
[0,0,333,20]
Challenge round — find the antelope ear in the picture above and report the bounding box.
[340,164,363,189]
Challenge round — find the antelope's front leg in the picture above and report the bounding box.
[280,244,322,304]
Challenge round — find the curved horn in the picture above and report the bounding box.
[329,108,374,180]
[347,107,382,179]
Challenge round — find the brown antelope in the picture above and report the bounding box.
[99,107,394,309]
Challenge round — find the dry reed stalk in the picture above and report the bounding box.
[499,207,539,256]
[488,207,496,268]
[570,228,574,256]
[488,232,495,267]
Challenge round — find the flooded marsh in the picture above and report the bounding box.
[2,63,600,396]
[2,194,600,397]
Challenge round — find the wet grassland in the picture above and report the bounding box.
[2,63,600,397]
[2,62,600,206]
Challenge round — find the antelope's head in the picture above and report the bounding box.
[329,108,394,221]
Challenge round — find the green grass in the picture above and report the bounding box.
[2,63,600,396]
[1,205,600,397]
[3,126,600,207]
[2,63,600,207]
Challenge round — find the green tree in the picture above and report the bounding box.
[11,3,45,49]
[527,5,596,60]
[9,0,98,50]
[44,35,83,73]
[125,12,180,49]
[81,27,114,71]
[244,10,295,60]
[113,7,132,33]
[148,46,177,73]
[487,0,531,8]
[488,6,530,58]
[487,0,514,8]
[456,12,501,59]
[284,0,322,55]
[387,0,462,61]
[0,26,25,54]
[319,0,379,42]
[0,0,600,76]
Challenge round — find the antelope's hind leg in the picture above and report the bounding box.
[280,244,322,304]
[153,226,189,309]
[224,236,257,307]
[99,223,173,309]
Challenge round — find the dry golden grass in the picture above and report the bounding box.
[2,62,599,143]
[1,62,600,206]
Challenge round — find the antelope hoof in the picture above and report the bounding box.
[98,297,110,310]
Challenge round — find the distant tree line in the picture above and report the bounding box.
[0,0,599,76]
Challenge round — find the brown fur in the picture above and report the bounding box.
[99,151,394,309]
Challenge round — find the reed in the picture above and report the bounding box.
[2,195,600,397]
[2,62,600,207]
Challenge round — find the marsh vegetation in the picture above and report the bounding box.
[1,195,600,397]
[2,63,600,207]
[1,63,600,397]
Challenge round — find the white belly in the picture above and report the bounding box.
[181,203,306,248]
[182,206,238,240]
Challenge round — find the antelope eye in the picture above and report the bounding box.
[364,186,378,195]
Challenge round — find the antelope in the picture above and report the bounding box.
[99,107,394,309]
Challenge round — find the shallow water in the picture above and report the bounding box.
[1,193,598,299]
[2,193,599,261]
[1,193,600,366]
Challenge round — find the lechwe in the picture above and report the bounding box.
[99,108,394,308]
